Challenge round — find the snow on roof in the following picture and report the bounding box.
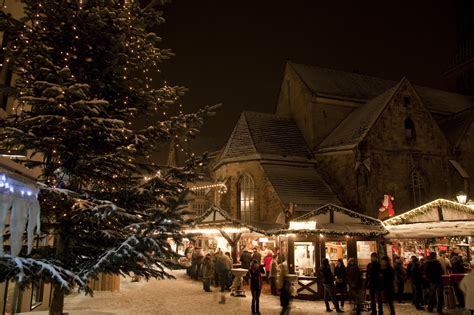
[385,221,474,239]
[217,111,312,163]
[189,205,265,234]
[270,204,387,237]
[290,62,474,115]
[383,199,474,226]
[290,62,395,101]
[317,84,399,152]
[294,203,383,225]
[261,164,340,208]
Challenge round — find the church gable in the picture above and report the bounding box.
[365,79,451,155]
[217,112,257,162]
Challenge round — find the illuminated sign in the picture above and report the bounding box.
[289,221,316,230]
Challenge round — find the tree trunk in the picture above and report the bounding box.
[49,228,68,314]
[219,230,241,263]
[49,285,65,315]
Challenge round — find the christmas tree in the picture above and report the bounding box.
[0,1,216,314]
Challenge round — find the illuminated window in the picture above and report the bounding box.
[238,174,254,222]
[409,170,426,206]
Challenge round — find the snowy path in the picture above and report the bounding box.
[57,270,467,315]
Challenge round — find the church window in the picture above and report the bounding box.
[404,117,416,142]
[409,170,427,206]
[238,174,255,222]
[403,96,411,107]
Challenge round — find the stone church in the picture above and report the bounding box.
[201,60,474,225]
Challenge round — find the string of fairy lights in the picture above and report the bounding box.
[3,0,201,194]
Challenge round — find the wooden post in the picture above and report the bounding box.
[219,229,242,263]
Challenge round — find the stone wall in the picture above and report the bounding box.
[213,161,285,224]
[359,81,453,216]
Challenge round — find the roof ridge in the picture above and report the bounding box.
[290,61,474,103]
[289,61,393,83]
[242,112,258,154]
[317,80,403,151]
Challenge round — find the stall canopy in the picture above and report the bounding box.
[272,204,387,237]
[185,206,265,261]
[383,199,474,238]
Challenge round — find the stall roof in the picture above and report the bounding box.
[384,221,474,239]
[271,204,387,237]
[189,206,266,234]
[383,199,474,226]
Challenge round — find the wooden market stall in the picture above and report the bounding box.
[383,198,474,262]
[184,206,267,262]
[273,204,387,300]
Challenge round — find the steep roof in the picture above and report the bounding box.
[290,62,395,101]
[217,111,312,163]
[290,62,474,115]
[189,206,266,234]
[262,163,340,210]
[271,204,387,237]
[317,83,399,152]
[439,107,474,148]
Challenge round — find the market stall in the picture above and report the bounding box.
[184,206,268,262]
[273,204,387,300]
[383,198,474,263]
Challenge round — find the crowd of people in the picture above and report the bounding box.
[183,244,474,315]
[183,244,292,314]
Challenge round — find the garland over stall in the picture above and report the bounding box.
[272,203,387,300]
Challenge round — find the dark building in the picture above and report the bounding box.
[205,62,474,223]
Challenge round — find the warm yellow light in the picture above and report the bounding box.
[289,221,317,230]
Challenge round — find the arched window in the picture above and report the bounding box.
[409,170,426,206]
[238,174,255,222]
[404,117,416,142]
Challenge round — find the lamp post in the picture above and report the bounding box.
[456,191,468,204]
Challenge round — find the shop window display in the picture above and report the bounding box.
[325,241,347,265]
[357,240,377,268]
[294,241,315,276]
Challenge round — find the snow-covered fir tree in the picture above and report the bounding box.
[0,1,216,314]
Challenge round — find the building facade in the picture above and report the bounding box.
[204,62,474,224]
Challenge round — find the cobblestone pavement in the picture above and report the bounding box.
[58,270,469,315]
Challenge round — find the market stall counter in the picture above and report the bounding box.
[272,204,388,300]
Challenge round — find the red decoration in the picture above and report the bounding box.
[378,194,395,219]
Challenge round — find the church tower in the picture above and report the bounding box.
[445,0,474,95]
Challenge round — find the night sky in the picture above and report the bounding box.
[157,1,458,153]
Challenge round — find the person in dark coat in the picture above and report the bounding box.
[346,258,363,315]
[249,259,264,315]
[451,252,466,308]
[215,251,232,293]
[201,254,213,292]
[381,256,396,315]
[270,254,279,296]
[240,248,252,284]
[407,256,424,310]
[424,252,444,313]
[320,258,344,313]
[240,248,252,269]
[252,247,262,264]
[279,262,291,315]
[393,255,407,303]
[334,258,347,309]
[366,252,383,315]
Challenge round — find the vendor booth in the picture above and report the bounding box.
[383,199,474,308]
[274,204,387,300]
[383,198,474,262]
[184,206,268,262]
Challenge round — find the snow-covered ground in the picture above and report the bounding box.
[33,270,468,314]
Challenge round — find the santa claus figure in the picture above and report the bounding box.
[378,194,395,220]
